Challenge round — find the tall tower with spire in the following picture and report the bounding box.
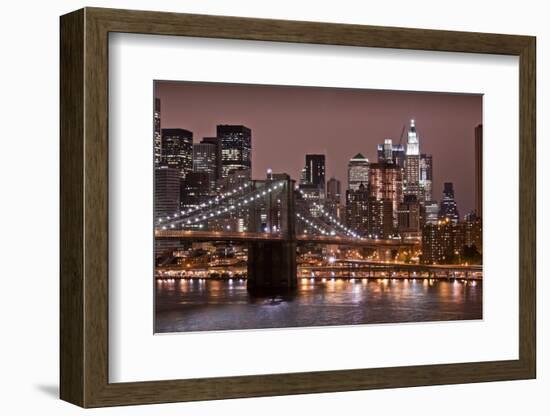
[406,119,420,156]
[404,119,421,199]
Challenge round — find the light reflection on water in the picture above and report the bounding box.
[155,279,482,333]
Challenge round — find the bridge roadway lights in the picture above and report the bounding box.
[247,241,298,294]
[377,247,393,262]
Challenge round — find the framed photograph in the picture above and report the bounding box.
[60,7,536,407]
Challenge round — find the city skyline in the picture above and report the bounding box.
[155,81,482,215]
[153,80,483,333]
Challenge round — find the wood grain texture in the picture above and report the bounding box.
[518,38,537,376]
[59,7,537,408]
[59,8,84,407]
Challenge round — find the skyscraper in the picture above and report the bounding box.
[299,167,307,186]
[304,154,326,195]
[161,128,193,179]
[368,161,403,228]
[419,153,433,202]
[326,177,341,203]
[421,219,458,264]
[154,98,161,167]
[423,200,440,225]
[397,195,421,241]
[154,166,180,221]
[475,124,483,219]
[345,183,369,235]
[346,183,391,239]
[366,198,393,239]
[438,182,460,223]
[201,136,222,182]
[298,183,324,218]
[404,119,421,199]
[181,171,212,211]
[193,142,217,190]
[377,139,405,167]
[216,168,251,194]
[326,177,342,220]
[217,125,252,178]
[347,153,369,191]
[421,218,482,265]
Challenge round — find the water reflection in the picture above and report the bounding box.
[155,279,482,333]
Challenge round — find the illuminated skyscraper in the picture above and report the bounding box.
[345,183,369,235]
[304,154,326,195]
[347,153,369,191]
[377,139,405,167]
[475,124,483,219]
[419,153,433,202]
[154,166,181,252]
[180,172,211,211]
[438,182,460,224]
[423,200,440,225]
[161,128,193,180]
[193,142,217,190]
[299,167,307,185]
[201,136,221,182]
[421,220,457,264]
[421,218,481,265]
[368,161,403,228]
[346,183,391,239]
[326,177,342,220]
[327,177,341,203]
[154,166,180,221]
[154,98,161,167]
[217,125,252,178]
[397,195,421,235]
[404,119,421,198]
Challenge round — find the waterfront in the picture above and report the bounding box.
[155,277,482,333]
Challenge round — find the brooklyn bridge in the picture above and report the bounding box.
[155,177,425,292]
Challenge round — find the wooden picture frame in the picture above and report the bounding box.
[60,7,536,408]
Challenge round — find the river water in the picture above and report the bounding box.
[155,278,482,333]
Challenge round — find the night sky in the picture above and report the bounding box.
[155,81,482,215]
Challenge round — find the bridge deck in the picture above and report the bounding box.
[154,230,416,247]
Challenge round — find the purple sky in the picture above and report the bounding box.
[155,81,482,215]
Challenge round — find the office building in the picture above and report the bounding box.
[161,128,193,179]
[404,119,421,198]
[154,167,180,221]
[421,216,482,265]
[217,125,252,178]
[193,142,217,190]
[201,136,222,182]
[377,139,405,167]
[302,154,326,197]
[368,161,403,227]
[475,124,483,219]
[326,177,342,220]
[419,153,433,202]
[423,200,440,226]
[347,153,369,191]
[438,182,460,224]
[421,220,456,264]
[327,177,341,203]
[345,184,370,235]
[180,172,211,211]
[397,195,421,239]
[216,168,251,194]
[154,98,161,167]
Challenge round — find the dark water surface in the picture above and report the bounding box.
[155,278,482,333]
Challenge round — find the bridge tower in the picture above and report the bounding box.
[247,178,297,293]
